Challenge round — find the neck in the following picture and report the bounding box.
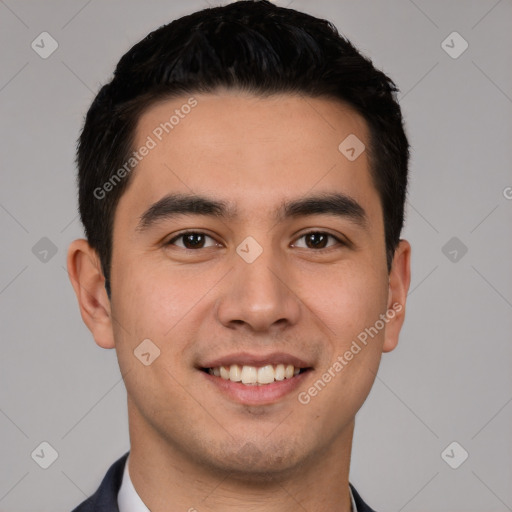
[127,400,355,512]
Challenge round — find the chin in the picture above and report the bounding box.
[194,438,309,483]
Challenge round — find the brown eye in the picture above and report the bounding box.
[167,232,218,249]
[293,231,342,250]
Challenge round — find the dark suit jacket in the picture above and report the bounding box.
[71,452,377,512]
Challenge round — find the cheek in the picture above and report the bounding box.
[328,272,389,391]
[109,259,183,355]
[300,262,388,337]
[110,267,200,416]
[111,259,221,354]
[303,275,388,423]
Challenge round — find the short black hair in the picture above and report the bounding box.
[77,0,409,297]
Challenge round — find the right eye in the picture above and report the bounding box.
[166,231,221,250]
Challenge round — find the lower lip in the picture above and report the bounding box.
[201,370,311,405]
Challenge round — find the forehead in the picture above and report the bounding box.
[117,92,381,227]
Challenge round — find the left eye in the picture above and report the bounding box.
[166,231,342,250]
[292,231,342,250]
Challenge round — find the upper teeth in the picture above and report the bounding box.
[209,364,301,385]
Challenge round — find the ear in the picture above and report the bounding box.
[382,239,411,353]
[66,239,115,349]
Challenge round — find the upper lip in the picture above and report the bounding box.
[199,351,312,369]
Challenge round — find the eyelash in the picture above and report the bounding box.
[166,230,345,251]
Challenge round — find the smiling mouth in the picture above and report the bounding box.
[202,364,311,386]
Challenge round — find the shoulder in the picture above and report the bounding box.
[70,452,129,512]
[349,483,378,512]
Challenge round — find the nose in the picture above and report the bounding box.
[215,246,301,334]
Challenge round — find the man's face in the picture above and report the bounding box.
[105,92,408,477]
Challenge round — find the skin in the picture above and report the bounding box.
[68,91,411,512]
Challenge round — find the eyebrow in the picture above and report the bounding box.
[136,191,368,232]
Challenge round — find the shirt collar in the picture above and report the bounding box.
[118,455,358,512]
[117,455,150,512]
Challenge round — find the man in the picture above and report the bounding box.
[67,1,411,511]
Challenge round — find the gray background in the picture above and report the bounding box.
[1,0,511,511]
